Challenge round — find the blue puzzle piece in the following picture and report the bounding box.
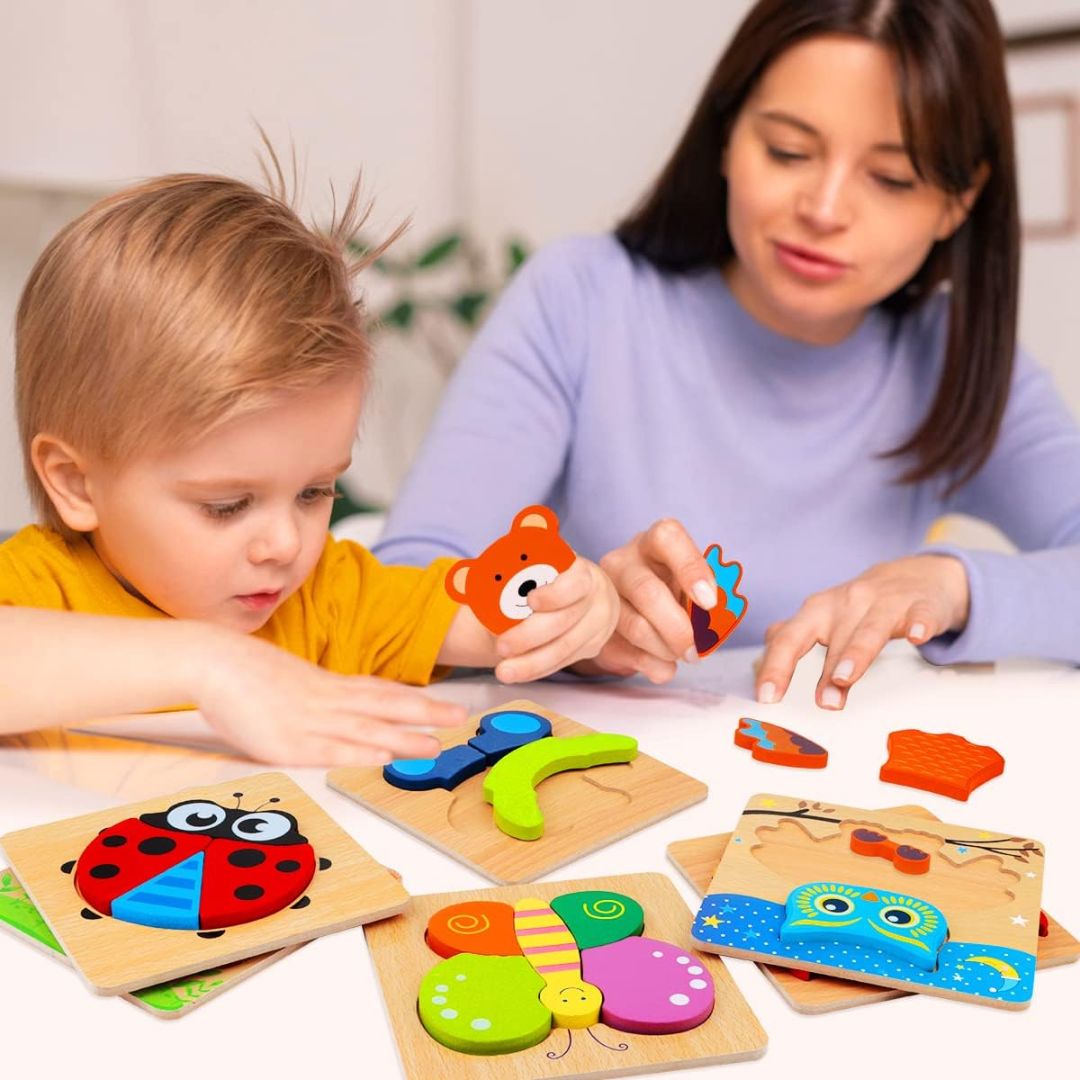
[383,744,487,791]
[466,708,552,763]
[705,547,746,618]
[779,882,948,972]
[111,851,204,930]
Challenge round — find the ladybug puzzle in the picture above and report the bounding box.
[0,772,409,995]
[64,793,326,934]
[445,504,575,635]
[365,872,768,1077]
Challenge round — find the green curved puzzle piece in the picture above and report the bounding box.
[482,733,638,840]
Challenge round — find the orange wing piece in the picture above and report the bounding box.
[879,729,1005,801]
[734,717,828,769]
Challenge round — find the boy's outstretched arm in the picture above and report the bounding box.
[0,608,465,765]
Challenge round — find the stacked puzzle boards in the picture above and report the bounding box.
[0,772,407,1014]
[691,794,1047,1009]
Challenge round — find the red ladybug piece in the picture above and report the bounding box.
[199,837,315,929]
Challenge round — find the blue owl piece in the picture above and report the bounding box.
[779,882,947,971]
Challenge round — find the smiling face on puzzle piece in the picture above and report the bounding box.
[445,505,576,635]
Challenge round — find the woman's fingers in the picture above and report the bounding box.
[756,611,825,704]
[639,519,718,611]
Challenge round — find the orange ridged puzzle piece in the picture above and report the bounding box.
[879,729,1005,801]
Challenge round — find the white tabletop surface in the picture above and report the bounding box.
[1,641,1077,1079]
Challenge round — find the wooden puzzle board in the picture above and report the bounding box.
[0,864,300,1018]
[365,872,766,1079]
[328,700,707,884]
[0,771,408,994]
[668,808,1079,1014]
[692,794,1046,1009]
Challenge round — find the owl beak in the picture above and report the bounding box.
[862,891,879,902]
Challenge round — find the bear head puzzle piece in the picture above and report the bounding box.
[445,505,575,635]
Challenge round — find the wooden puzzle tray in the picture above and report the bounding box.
[365,872,767,1078]
[328,700,707,884]
[0,772,408,995]
[668,806,1079,1014]
[691,794,1047,1009]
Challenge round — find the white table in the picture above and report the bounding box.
[1,642,1077,1079]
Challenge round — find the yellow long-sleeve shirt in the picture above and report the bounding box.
[0,526,459,685]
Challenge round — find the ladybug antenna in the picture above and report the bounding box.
[545,1029,573,1061]
[587,1027,629,1052]
[232,792,244,809]
[252,797,281,812]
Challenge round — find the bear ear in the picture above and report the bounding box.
[512,504,559,533]
[445,561,473,603]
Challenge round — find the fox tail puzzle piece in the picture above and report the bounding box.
[445,505,575,635]
[62,794,328,933]
[418,890,715,1057]
[688,544,748,657]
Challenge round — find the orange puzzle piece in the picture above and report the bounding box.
[879,729,1005,801]
[850,827,930,875]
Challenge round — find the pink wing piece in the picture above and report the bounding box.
[581,936,715,1034]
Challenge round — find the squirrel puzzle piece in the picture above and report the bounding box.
[418,889,714,1056]
[850,828,930,875]
[780,882,947,972]
[445,505,575,635]
[879,729,1005,801]
[734,717,828,769]
[383,709,552,791]
[482,734,638,840]
[687,544,747,657]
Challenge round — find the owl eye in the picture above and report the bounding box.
[880,906,921,928]
[165,801,227,832]
[231,811,293,842]
[813,894,854,916]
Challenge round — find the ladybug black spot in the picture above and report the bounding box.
[89,864,120,879]
[102,834,127,848]
[228,849,266,868]
[276,859,301,873]
[234,884,265,901]
[80,908,102,920]
[138,836,176,856]
[291,896,311,910]
[60,860,75,875]
[319,857,332,871]
[198,930,225,939]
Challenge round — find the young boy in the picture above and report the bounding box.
[0,169,620,765]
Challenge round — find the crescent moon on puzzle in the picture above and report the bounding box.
[965,955,1020,993]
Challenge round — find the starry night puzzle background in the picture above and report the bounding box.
[692,794,1045,1006]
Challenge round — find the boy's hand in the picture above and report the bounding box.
[196,630,468,766]
[492,557,620,682]
[756,554,970,711]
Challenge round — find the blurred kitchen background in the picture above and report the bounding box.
[1,0,1078,537]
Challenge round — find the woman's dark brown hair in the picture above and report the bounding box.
[617,0,1018,492]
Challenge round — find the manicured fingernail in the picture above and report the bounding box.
[758,681,777,704]
[821,686,842,708]
[692,580,718,609]
[683,647,700,664]
[909,622,927,641]
[833,658,854,682]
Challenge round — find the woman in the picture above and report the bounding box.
[376,0,1080,709]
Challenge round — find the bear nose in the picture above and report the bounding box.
[518,580,537,597]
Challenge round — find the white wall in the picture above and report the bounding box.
[1,0,1078,527]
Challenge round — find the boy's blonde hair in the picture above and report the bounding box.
[16,152,396,538]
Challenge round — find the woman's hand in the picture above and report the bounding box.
[196,630,468,766]
[580,519,718,683]
[756,554,970,710]
[493,556,621,682]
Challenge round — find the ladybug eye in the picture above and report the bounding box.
[166,801,227,832]
[231,811,292,842]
